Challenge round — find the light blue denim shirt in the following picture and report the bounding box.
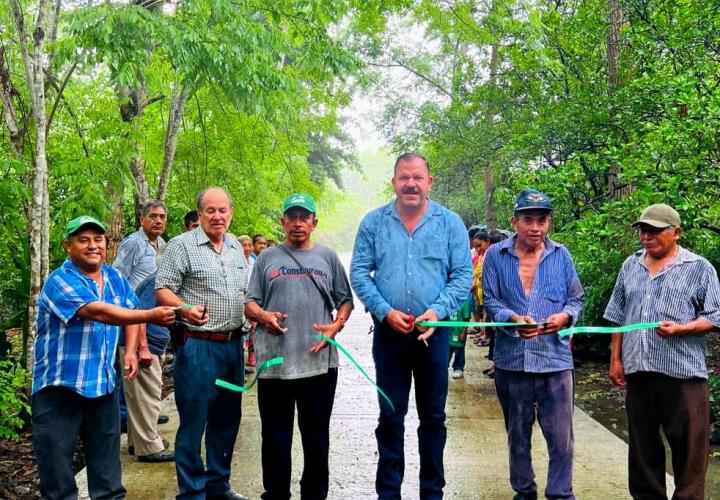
[350,200,473,321]
[483,235,584,373]
[113,229,165,290]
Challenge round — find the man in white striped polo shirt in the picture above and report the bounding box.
[605,203,720,500]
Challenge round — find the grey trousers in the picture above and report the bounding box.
[495,368,575,500]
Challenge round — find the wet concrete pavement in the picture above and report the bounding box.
[77,307,674,498]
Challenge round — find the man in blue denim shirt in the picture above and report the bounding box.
[483,189,584,500]
[350,153,473,500]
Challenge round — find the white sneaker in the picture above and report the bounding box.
[452,370,463,379]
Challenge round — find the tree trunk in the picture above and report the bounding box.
[0,47,24,156]
[484,36,500,231]
[10,0,55,374]
[606,0,632,198]
[106,177,125,262]
[157,82,188,201]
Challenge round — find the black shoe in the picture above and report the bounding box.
[137,449,175,462]
[157,415,169,425]
[129,438,169,456]
[207,490,249,500]
[120,420,127,434]
[512,492,538,500]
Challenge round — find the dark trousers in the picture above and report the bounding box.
[32,386,125,500]
[487,328,496,361]
[174,336,245,499]
[372,319,450,500]
[625,372,709,500]
[449,345,465,371]
[494,369,575,500]
[257,369,338,500]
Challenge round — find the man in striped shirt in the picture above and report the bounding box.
[604,203,720,500]
[483,189,584,500]
[31,215,176,500]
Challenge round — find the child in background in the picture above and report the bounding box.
[449,294,474,379]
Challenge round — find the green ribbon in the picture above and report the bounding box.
[417,321,538,328]
[172,304,196,311]
[318,335,396,412]
[215,357,285,392]
[417,320,662,338]
[558,322,661,338]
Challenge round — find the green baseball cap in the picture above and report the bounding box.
[632,204,681,229]
[63,215,107,239]
[282,193,316,213]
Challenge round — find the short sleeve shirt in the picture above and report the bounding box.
[113,229,165,290]
[155,228,248,332]
[604,246,720,379]
[32,260,139,397]
[246,244,353,380]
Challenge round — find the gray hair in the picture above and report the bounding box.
[140,200,166,218]
[196,187,234,211]
[237,234,251,244]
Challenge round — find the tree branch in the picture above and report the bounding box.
[46,61,77,138]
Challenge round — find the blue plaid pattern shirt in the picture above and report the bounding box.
[32,260,139,397]
[350,200,473,321]
[483,236,585,373]
[604,246,720,379]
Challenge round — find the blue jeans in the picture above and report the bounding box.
[494,369,575,500]
[448,345,465,371]
[32,386,125,500]
[258,369,338,500]
[372,318,449,500]
[174,336,245,499]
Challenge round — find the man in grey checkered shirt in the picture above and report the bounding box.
[604,203,720,500]
[156,187,249,500]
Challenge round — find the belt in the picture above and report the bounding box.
[180,326,237,343]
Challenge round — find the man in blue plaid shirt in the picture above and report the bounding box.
[31,215,175,500]
[605,203,720,500]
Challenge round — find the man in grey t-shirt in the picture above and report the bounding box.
[245,193,353,500]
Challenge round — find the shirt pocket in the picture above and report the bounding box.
[419,237,446,262]
[658,282,697,322]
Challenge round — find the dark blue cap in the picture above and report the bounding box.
[513,189,553,212]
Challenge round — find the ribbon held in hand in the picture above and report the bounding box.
[557,322,661,338]
[416,321,538,328]
[215,357,284,392]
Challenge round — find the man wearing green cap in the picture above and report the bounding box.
[31,215,176,500]
[605,203,720,499]
[244,193,353,500]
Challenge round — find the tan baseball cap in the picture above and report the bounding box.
[631,204,681,229]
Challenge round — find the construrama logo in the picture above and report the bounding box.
[269,266,328,281]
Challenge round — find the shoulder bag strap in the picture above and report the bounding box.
[277,244,335,316]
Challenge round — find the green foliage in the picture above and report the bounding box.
[710,375,720,423]
[379,0,720,359]
[0,360,30,441]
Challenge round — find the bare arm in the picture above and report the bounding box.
[123,324,140,380]
[657,319,717,338]
[76,301,175,326]
[609,332,626,388]
[155,288,207,326]
[310,300,354,353]
[245,300,287,335]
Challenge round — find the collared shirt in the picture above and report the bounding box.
[483,235,585,373]
[155,227,248,332]
[604,246,720,379]
[113,229,165,290]
[350,200,473,321]
[32,260,139,397]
